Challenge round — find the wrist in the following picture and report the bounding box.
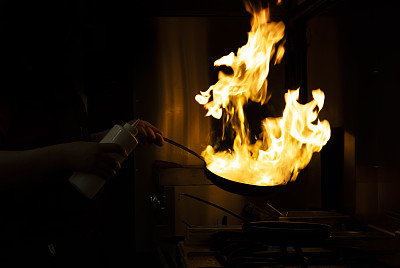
[49,143,73,171]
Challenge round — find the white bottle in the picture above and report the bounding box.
[69,119,140,199]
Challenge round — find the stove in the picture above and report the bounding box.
[175,222,400,268]
[153,162,400,268]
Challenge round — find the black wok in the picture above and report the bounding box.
[164,138,291,196]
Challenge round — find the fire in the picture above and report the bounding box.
[195,3,331,186]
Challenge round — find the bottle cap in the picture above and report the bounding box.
[123,119,140,136]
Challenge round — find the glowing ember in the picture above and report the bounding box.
[195,3,331,186]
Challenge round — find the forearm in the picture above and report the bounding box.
[0,141,127,188]
[0,144,68,187]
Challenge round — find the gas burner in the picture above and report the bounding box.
[175,223,399,268]
[209,230,389,268]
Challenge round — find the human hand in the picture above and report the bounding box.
[132,120,164,146]
[61,141,127,180]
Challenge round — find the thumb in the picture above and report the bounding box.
[99,143,128,157]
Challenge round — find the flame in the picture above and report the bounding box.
[195,3,331,186]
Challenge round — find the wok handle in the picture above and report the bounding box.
[163,137,205,163]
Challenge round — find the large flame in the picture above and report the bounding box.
[195,3,331,186]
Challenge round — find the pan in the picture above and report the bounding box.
[242,221,331,246]
[164,137,291,196]
[181,193,331,246]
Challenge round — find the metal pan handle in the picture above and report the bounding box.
[163,137,205,163]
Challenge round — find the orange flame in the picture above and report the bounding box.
[195,3,330,186]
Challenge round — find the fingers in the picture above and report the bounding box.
[101,153,121,172]
[137,125,156,144]
[92,143,126,180]
[65,141,128,180]
[133,120,163,135]
[155,133,164,146]
[99,143,128,157]
[94,154,122,180]
[136,120,164,146]
[92,164,115,180]
[146,122,163,136]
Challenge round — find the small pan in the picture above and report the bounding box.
[164,138,290,196]
[242,221,331,246]
[181,193,331,246]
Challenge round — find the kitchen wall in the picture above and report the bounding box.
[306,2,400,220]
[133,17,214,252]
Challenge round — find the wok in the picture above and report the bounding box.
[164,138,291,196]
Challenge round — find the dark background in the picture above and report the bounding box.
[0,0,138,265]
[1,0,400,265]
